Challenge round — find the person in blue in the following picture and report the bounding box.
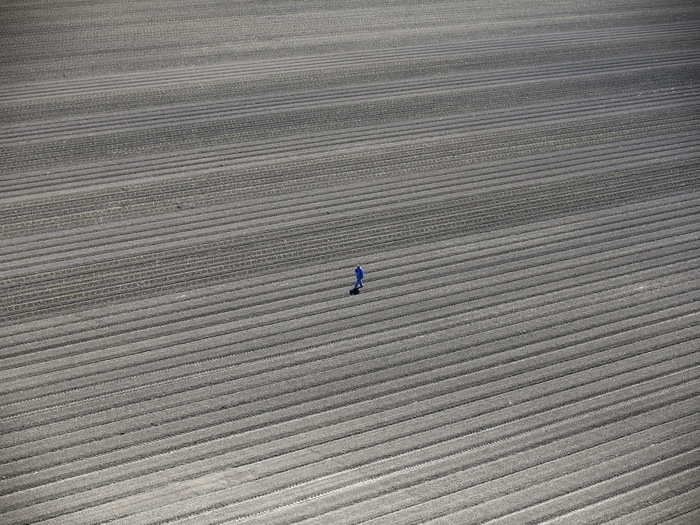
[354,265,365,291]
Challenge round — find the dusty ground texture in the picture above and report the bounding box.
[1,1,699,523]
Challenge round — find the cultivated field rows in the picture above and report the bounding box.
[1,193,698,523]
[1,194,698,523]
[1,0,699,523]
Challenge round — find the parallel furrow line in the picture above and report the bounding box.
[0,281,696,478]
[0,316,693,488]
[3,194,695,367]
[4,163,696,311]
[209,398,700,525]
[2,261,696,431]
[3,54,699,143]
[2,296,696,468]
[3,235,695,401]
[3,139,697,275]
[3,88,697,194]
[352,437,700,525]
[2,220,696,388]
[1,130,697,257]
[2,204,695,370]
[3,24,697,100]
[3,173,696,324]
[6,373,696,523]
[4,112,697,209]
[2,191,689,342]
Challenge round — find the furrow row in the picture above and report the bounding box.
[2,343,697,523]
[2,3,698,524]
[2,274,697,473]
[3,135,697,276]
[4,229,696,403]
[2,240,696,432]
[1,129,697,256]
[332,435,700,525]
[2,210,697,387]
[3,86,698,195]
[4,116,698,242]
[3,52,698,143]
[6,149,698,287]
[2,190,690,344]
[2,194,696,371]
[3,162,698,298]
[20,398,700,524]
[2,278,697,469]
[3,160,697,323]
[3,22,697,100]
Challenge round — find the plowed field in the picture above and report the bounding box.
[1,1,699,523]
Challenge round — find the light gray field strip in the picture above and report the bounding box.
[2,354,696,522]
[3,227,694,400]
[1,1,698,523]
[1,209,697,383]
[0,233,696,415]
[0,214,692,524]
[1,51,697,140]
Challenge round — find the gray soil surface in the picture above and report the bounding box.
[1,1,698,523]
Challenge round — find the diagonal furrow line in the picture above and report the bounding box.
[1,282,697,475]
[2,256,696,430]
[2,233,696,401]
[340,434,700,525]
[3,165,697,323]
[1,201,696,368]
[4,358,696,520]
[2,295,697,468]
[1,300,687,472]
[2,284,695,481]
[3,117,697,231]
[432,451,700,525]
[211,398,700,525]
[4,366,697,522]
[5,160,698,292]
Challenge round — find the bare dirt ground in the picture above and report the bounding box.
[1,1,699,523]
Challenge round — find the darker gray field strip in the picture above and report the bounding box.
[3,85,699,194]
[0,131,694,248]
[2,22,698,101]
[1,1,698,524]
[2,51,699,144]
[1,133,698,270]
[2,164,698,322]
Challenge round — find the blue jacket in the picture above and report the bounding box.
[355,267,364,279]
